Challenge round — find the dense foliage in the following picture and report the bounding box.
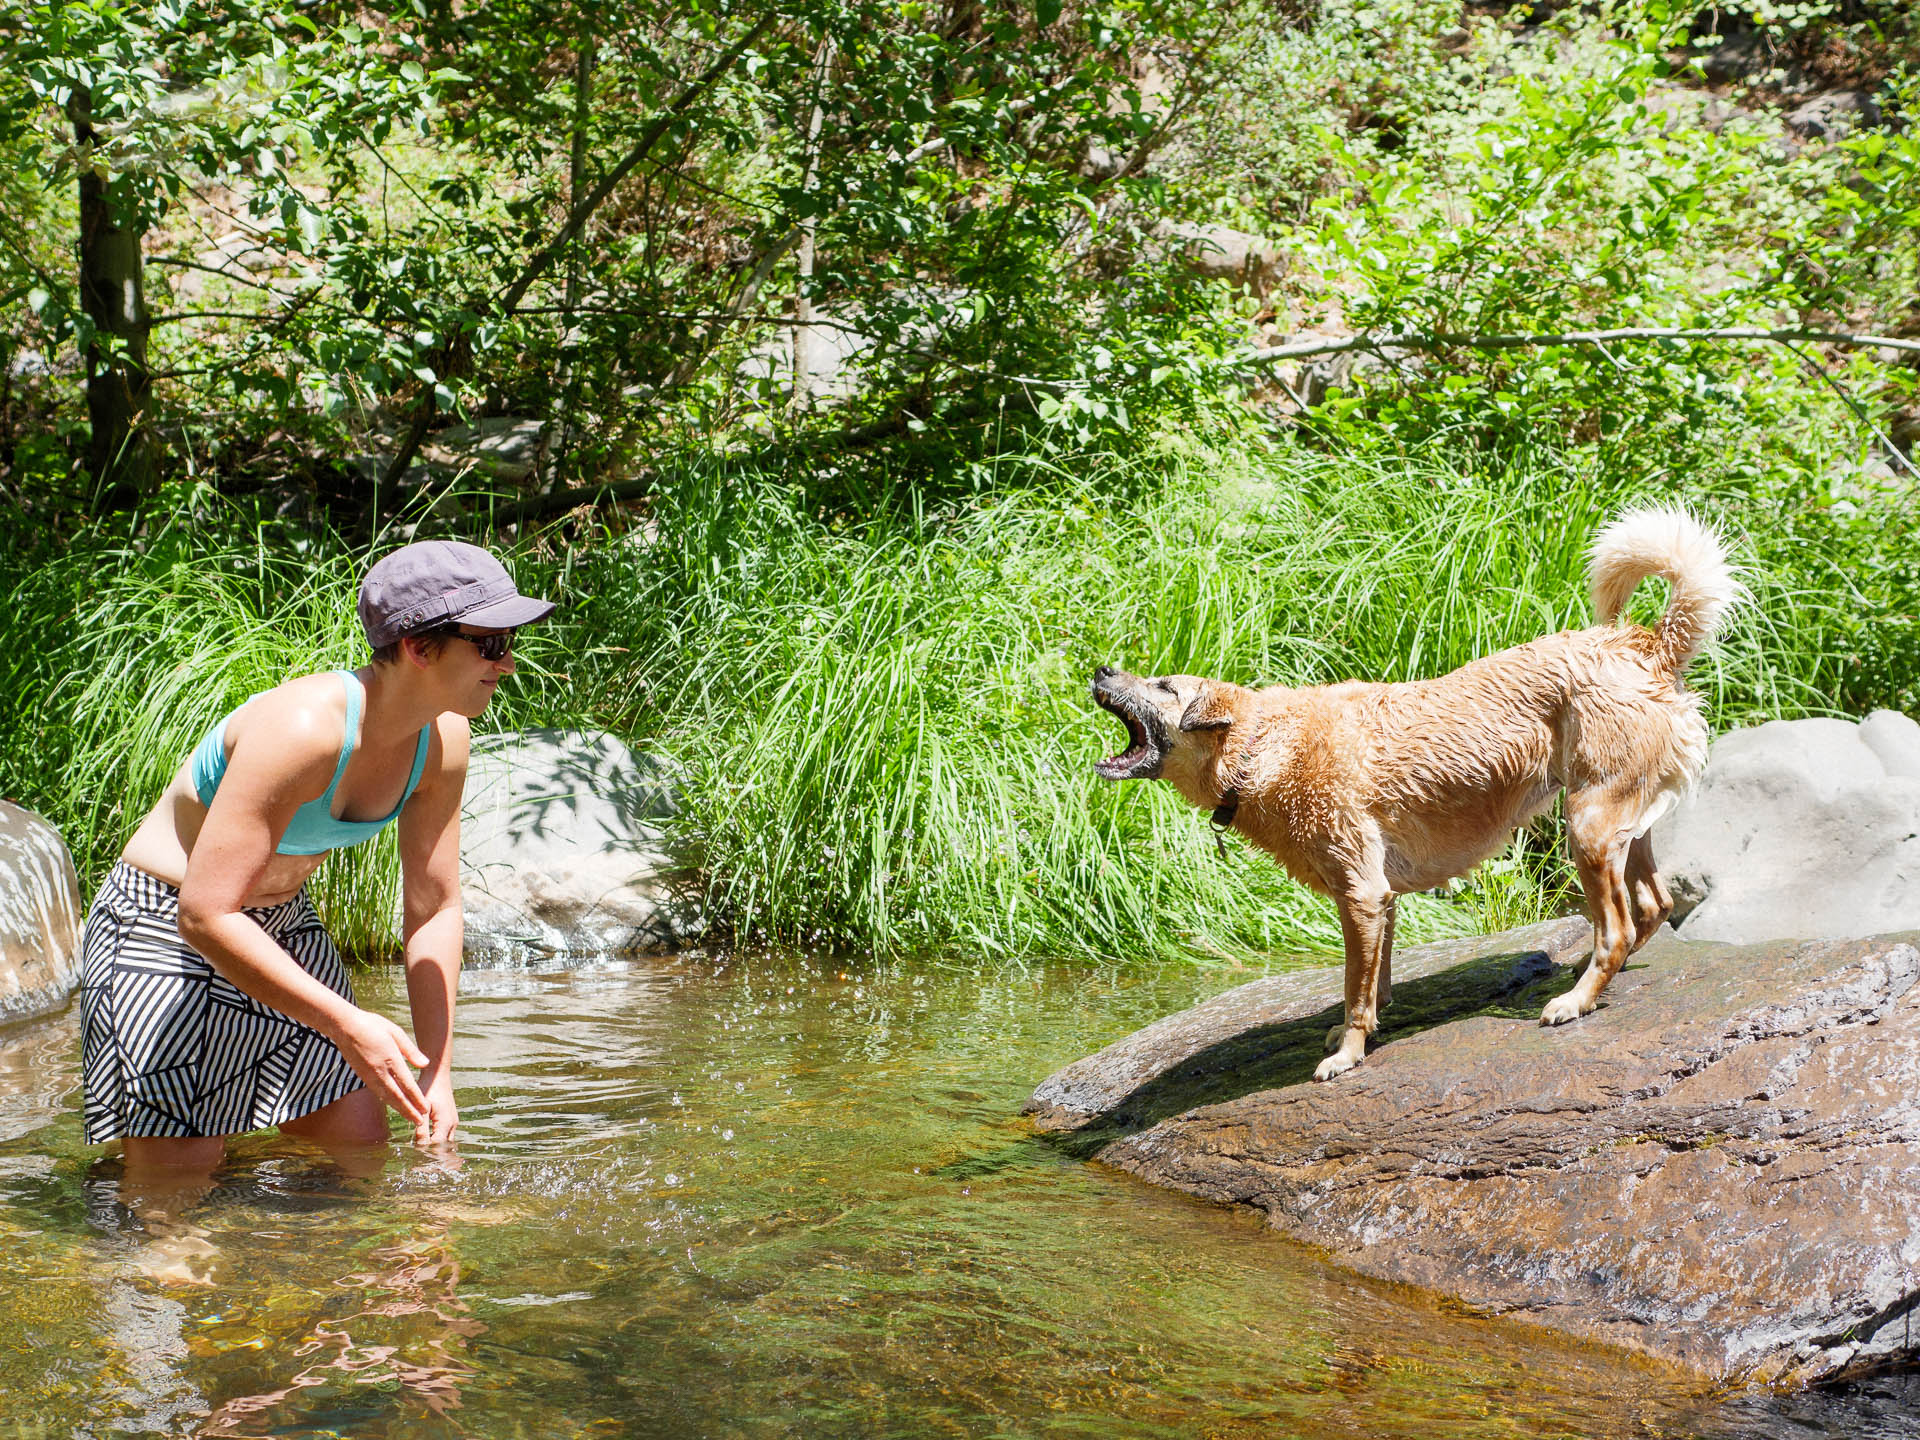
[2,0,1917,959]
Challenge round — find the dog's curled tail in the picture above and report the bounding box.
[1588,505,1740,674]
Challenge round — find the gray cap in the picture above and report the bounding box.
[359,540,557,649]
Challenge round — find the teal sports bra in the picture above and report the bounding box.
[188,670,432,856]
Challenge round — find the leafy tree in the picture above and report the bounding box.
[3,0,1249,520]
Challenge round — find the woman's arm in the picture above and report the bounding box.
[396,711,470,1148]
[176,686,431,1131]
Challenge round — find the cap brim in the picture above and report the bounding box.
[459,594,557,630]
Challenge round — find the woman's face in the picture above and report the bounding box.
[414,626,518,716]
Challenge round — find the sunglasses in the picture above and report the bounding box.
[429,626,516,661]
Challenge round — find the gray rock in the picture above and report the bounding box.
[0,802,83,1025]
[431,417,548,483]
[1038,928,1920,1386]
[1785,90,1880,141]
[1652,713,1920,944]
[1150,220,1287,296]
[1860,709,1920,779]
[1697,29,1774,84]
[456,730,699,965]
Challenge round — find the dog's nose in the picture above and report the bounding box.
[1094,665,1115,682]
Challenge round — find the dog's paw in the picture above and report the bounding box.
[1324,1022,1347,1055]
[1539,992,1590,1027]
[1313,1049,1362,1082]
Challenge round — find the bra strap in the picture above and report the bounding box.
[400,721,433,806]
[319,669,362,805]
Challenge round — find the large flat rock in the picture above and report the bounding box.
[0,801,83,1025]
[1038,927,1920,1386]
[1024,918,1593,1134]
[457,730,699,964]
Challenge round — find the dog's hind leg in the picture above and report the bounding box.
[1625,831,1673,951]
[1378,895,1396,1012]
[1316,880,1393,1081]
[1542,787,1636,1027]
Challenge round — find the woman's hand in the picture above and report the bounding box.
[416,1064,459,1151]
[332,1008,431,1129]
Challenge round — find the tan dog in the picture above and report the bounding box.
[1091,507,1739,1080]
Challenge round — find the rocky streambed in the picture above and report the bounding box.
[1028,919,1920,1387]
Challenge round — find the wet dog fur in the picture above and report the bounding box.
[1091,507,1740,1080]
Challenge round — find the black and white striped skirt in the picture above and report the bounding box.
[79,862,365,1143]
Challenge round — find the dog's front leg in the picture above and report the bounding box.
[1315,884,1392,1081]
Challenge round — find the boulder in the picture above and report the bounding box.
[429,416,549,484]
[1652,712,1920,945]
[456,730,698,964]
[1150,220,1287,296]
[0,801,83,1025]
[1031,925,1920,1386]
[1785,90,1881,142]
[1697,28,1774,84]
[1026,917,1592,1134]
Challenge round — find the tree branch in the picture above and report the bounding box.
[498,11,778,317]
[1238,326,1920,364]
[378,11,778,494]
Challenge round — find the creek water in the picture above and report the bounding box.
[0,951,1914,1438]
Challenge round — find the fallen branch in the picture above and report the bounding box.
[1239,326,1920,364]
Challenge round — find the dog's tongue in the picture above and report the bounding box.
[1097,713,1150,776]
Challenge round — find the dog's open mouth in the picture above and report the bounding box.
[1092,682,1166,780]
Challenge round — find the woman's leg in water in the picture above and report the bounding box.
[280,1088,392,1176]
[122,1134,227,1172]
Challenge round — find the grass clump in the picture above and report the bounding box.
[606,437,1875,961]
[6,518,408,957]
[0,433,1905,965]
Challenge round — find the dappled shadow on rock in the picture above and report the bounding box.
[459,729,701,965]
[1051,942,1575,1159]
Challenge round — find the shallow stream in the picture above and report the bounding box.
[1,952,1915,1437]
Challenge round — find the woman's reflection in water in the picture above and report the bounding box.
[201,1220,484,1432]
[90,1136,487,1434]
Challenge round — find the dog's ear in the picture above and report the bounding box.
[1179,683,1235,732]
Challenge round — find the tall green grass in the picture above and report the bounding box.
[605,439,1865,961]
[0,434,1903,963]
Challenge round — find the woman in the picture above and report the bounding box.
[79,540,554,1171]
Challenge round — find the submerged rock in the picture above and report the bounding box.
[0,802,83,1025]
[1653,712,1920,945]
[1030,924,1920,1386]
[458,730,699,964]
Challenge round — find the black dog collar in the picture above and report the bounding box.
[1210,791,1239,859]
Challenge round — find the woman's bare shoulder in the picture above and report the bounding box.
[431,710,472,770]
[224,672,351,772]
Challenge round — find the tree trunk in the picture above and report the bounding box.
[544,28,597,492]
[69,87,156,501]
[791,40,832,412]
